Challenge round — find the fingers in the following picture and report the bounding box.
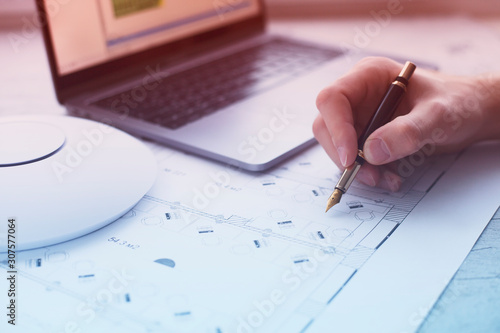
[314,113,403,191]
[312,114,341,167]
[315,88,358,167]
[315,57,404,167]
[363,96,474,165]
[363,115,423,165]
[357,164,402,192]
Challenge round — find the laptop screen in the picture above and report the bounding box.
[43,0,261,76]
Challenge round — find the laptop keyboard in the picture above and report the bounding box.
[92,38,343,130]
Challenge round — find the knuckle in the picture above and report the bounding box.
[357,56,399,70]
[315,87,335,111]
[358,56,386,66]
[428,99,449,114]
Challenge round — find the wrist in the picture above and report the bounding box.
[474,73,500,141]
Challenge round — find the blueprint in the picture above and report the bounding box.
[2,140,499,333]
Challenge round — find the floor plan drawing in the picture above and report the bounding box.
[2,142,499,333]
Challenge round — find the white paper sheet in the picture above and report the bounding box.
[308,142,500,333]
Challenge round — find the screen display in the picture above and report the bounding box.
[44,0,260,75]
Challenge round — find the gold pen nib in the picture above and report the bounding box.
[325,189,343,213]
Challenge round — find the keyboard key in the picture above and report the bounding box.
[92,38,343,129]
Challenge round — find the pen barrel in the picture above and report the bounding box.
[357,82,406,150]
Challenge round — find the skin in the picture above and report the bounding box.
[313,57,500,191]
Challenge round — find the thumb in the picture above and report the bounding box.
[363,109,433,165]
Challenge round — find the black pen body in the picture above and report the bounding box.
[357,81,407,150]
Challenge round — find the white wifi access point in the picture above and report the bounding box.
[0,115,157,252]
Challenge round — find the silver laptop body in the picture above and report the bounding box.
[37,0,364,171]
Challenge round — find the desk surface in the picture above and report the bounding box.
[1,14,499,332]
[420,208,500,332]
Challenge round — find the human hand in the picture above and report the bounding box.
[313,57,500,191]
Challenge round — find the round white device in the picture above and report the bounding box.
[0,115,157,252]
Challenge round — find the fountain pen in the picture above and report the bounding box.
[325,61,416,212]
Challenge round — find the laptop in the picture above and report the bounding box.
[36,0,365,171]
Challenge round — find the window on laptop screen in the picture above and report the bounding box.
[44,0,260,76]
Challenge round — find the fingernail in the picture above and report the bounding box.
[365,138,391,164]
[357,168,376,187]
[338,146,348,167]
